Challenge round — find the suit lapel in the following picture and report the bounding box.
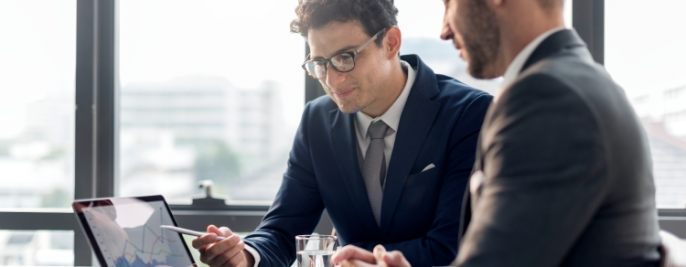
[328,108,380,238]
[460,90,497,240]
[379,55,441,240]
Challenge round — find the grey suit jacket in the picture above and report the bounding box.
[455,29,662,267]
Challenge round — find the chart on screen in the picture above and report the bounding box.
[84,201,193,267]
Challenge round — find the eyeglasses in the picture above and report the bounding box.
[302,28,387,80]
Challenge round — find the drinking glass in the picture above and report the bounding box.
[296,235,338,267]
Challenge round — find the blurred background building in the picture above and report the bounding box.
[1,0,684,265]
[119,76,292,203]
[631,85,686,207]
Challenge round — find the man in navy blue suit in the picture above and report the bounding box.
[192,0,492,266]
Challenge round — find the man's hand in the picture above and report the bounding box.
[332,245,411,267]
[192,225,255,267]
[332,245,377,266]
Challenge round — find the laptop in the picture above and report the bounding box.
[72,195,197,267]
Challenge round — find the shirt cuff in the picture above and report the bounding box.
[243,243,261,267]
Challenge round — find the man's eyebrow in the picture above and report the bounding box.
[312,45,358,60]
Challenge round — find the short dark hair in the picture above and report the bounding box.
[290,0,398,47]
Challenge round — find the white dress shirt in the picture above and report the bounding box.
[354,60,416,176]
[245,60,416,267]
[496,27,566,102]
[243,244,262,267]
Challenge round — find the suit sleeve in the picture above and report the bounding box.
[455,74,607,267]
[349,93,493,266]
[242,102,326,267]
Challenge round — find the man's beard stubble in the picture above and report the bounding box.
[462,0,501,79]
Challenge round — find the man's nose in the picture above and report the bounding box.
[324,65,347,88]
[440,15,453,40]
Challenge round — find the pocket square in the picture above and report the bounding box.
[421,163,436,172]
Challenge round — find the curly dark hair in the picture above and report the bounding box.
[290,0,398,47]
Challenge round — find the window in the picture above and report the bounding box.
[394,0,573,94]
[0,2,683,266]
[606,0,686,209]
[0,0,76,209]
[0,2,76,265]
[0,230,73,266]
[118,0,305,204]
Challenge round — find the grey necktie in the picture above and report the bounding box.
[362,120,389,227]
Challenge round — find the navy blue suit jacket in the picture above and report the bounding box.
[243,55,492,267]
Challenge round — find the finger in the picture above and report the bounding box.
[218,226,234,237]
[342,259,379,267]
[373,245,387,260]
[205,247,231,267]
[198,241,220,264]
[382,251,411,267]
[372,245,390,267]
[223,240,246,264]
[340,259,355,267]
[226,242,247,267]
[207,225,223,235]
[205,234,242,263]
[332,245,376,264]
[192,233,218,249]
[206,240,245,267]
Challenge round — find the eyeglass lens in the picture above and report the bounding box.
[306,53,355,79]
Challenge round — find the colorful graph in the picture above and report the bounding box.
[113,224,185,267]
[85,202,193,267]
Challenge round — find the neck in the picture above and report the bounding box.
[495,7,564,76]
[361,59,408,118]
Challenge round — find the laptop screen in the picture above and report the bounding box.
[73,195,195,267]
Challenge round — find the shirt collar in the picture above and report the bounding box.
[501,27,566,89]
[356,60,416,138]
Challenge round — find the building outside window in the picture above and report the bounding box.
[606,0,686,208]
[0,1,76,265]
[118,0,305,204]
[1,0,684,265]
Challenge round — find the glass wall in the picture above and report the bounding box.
[115,0,574,205]
[0,1,683,265]
[606,0,686,208]
[0,1,76,208]
[394,0,573,95]
[118,0,305,204]
[0,230,73,266]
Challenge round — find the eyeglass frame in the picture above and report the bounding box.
[301,28,387,80]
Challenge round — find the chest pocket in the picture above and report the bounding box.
[404,164,442,189]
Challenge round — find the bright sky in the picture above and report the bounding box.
[1,0,684,139]
[396,0,572,39]
[119,0,306,127]
[605,0,686,97]
[0,1,76,138]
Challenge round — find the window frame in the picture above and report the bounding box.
[0,0,682,266]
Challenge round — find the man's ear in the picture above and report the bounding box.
[384,26,402,59]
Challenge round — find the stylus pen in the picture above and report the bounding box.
[161,225,226,241]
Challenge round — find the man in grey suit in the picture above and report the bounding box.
[332,0,663,266]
